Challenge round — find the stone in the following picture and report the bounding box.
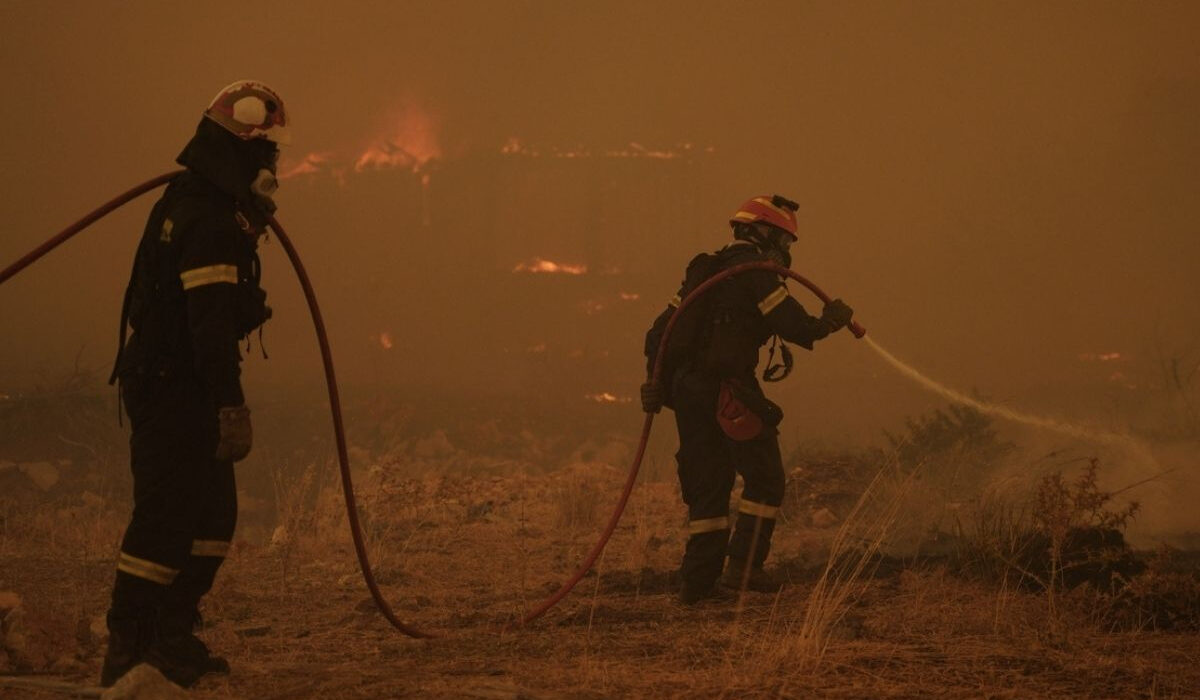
[101,663,189,700]
[90,613,109,646]
[51,652,84,673]
[810,507,839,529]
[2,607,27,656]
[0,592,20,614]
[270,525,290,549]
[19,461,59,491]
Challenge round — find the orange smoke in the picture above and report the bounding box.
[278,151,334,180]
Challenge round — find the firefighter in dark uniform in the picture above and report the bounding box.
[641,195,854,604]
[100,81,290,687]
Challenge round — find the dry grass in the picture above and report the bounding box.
[2,445,1199,698]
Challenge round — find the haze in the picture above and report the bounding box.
[2,1,1197,449]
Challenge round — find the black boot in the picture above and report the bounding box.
[143,632,208,689]
[678,579,733,605]
[100,613,149,687]
[720,557,782,593]
[154,608,230,684]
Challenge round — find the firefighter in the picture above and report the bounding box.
[641,195,854,604]
[100,81,289,687]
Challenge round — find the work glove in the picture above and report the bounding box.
[820,298,854,332]
[216,405,253,462]
[640,381,665,414]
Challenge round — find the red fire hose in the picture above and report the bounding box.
[0,171,182,286]
[0,173,865,640]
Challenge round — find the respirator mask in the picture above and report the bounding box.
[247,142,280,215]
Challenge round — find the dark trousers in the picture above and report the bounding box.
[109,373,237,632]
[672,371,785,588]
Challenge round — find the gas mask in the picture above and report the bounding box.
[753,227,792,269]
[245,141,280,215]
[763,238,792,269]
[250,169,279,215]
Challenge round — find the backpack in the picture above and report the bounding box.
[658,251,723,387]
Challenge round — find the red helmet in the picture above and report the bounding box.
[204,80,291,144]
[729,195,799,240]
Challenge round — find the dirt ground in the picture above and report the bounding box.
[3,451,1200,700]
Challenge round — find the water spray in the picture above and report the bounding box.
[862,336,1156,465]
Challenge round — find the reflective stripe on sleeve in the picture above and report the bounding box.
[757,286,788,315]
[191,540,231,558]
[688,516,730,535]
[180,264,238,290]
[738,499,779,519]
[117,552,179,585]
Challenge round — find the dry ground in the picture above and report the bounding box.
[3,455,1199,699]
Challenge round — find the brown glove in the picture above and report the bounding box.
[640,381,665,414]
[216,405,253,462]
[820,298,854,332]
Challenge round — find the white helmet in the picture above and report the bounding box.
[204,80,290,145]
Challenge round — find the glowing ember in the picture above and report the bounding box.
[513,258,588,275]
[585,392,632,404]
[1079,352,1124,362]
[618,292,640,301]
[500,138,712,161]
[378,332,394,350]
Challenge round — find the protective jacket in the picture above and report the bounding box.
[112,121,271,408]
[643,240,829,385]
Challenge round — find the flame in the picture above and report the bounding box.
[1079,352,1124,362]
[378,332,394,350]
[278,151,333,180]
[356,104,441,173]
[513,258,588,275]
[584,392,632,404]
[500,138,711,161]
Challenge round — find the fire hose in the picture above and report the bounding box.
[1,172,866,639]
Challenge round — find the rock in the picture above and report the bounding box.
[19,461,59,491]
[89,613,109,646]
[0,592,20,614]
[101,663,189,700]
[270,525,290,549]
[810,507,839,529]
[2,606,27,656]
[51,652,85,673]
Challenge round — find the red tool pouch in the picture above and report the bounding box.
[716,380,766,441]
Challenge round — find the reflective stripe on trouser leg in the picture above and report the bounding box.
[116,551,180,585]
[728,500,779,568]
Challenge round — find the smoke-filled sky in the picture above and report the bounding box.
[2,1,1198,445]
